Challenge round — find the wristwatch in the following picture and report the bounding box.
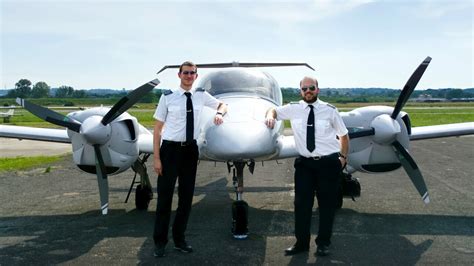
[216,112,225,116]
[338,153,347,159]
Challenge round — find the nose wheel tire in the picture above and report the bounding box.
[232,200,249,239]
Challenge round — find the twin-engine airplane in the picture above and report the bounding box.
[0,108,17,123]
[1,58,473,238]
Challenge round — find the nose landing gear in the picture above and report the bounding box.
[227,160,255,239]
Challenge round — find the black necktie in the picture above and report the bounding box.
[184,92,194,143]
[306,105,315,152]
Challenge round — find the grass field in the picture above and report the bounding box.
[0,155,64,172]
[1,102,473,129]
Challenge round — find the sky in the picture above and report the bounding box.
[1,0,472,91]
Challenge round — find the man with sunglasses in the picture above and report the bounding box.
[152,61,227,257]
[265,76,349,257]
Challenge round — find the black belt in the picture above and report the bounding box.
[162,139,196,147]
[300,152,338,160]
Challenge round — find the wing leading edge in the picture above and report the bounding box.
[410,122,474,141]
[0,125,70,143]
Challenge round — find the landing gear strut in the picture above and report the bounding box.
[227,160,254,239]
[126,154,153,210]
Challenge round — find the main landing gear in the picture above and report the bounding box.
[227,160,255,239]
[125,154,153,210]
[336,172,361,209]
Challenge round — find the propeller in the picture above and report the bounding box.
[102,79,160,125]
[348,127,375,139]
[392,140,430,203]
[349,56,432,140]
[94,144,109,214]
[17,79,160,214]
[390,57,431,204]
[157,62,315,74]
[15,98,82,132]
[391,57,432,119]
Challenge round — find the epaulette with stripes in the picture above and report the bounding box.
[162,89,173,96]
[290,101,299,104]
[326,103,336,109]
[195,87,205,92]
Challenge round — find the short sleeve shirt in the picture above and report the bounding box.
[154,87,221,142]
[275,99,348,157]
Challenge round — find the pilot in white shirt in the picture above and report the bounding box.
[152,61,227,257]
[265,76,349,257]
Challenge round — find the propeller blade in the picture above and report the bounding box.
[157,62,315,74]
[16,98,81,132]
[94,144,109,215]
[101,79,160,125]
[347,127,375,139]
[392,140,430,204]
[391,57,432,119]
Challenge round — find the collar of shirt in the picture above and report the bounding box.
[179,87,194,96]
[300,99,321,110]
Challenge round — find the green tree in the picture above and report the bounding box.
[7,79,32,98]
[139,91,157,103]
[56,86,74,98]
[72,90,87,98]
[31,81,51,98]
[446,89,464,99]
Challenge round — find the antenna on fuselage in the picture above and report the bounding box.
[156,62,315,75]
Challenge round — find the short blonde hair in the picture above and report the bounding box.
[179,61,197,73]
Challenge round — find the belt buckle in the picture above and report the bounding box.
[312,156,321,160]
[180,142,188,147]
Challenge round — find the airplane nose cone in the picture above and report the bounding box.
[81,115,111,144]
[203,121,276,161]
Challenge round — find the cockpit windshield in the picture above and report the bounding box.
[197,68,282,104]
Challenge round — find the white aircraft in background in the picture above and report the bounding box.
[0,58,473,239]
[0,109,17,123]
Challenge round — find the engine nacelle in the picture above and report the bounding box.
[66,108,140,175]
[342,106,411,174]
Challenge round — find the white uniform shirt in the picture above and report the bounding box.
[276,99,348,157]
[154,87,221,142]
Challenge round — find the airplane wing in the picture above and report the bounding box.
[0,125,70,143]
[273,121,474,159]
[276,135,299,159]
[137,132,153,154]
[410,122,474,140]
[0,124,157,155]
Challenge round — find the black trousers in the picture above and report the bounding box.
[153,140,199,246]
[293,153,342,247]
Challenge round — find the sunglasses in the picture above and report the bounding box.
[301,85,317,92]
[181,71,197,75]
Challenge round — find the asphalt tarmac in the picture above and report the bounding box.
[0,136,473,265]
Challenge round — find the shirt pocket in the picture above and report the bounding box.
[291,118,303,131]
[194,106,202,118]
[168,105,182,120]
[316,119,330,136]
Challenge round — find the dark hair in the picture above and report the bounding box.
[179,61,197,73]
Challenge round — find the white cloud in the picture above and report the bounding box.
[245,0,375,24]
[411,0,473,19]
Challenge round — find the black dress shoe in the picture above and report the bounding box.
[284,244,309,256]
[316,245,330,256]
[174,242,193,253]
[154,245,166,257]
